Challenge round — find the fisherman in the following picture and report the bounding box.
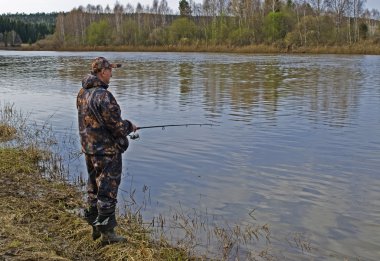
[76,57,136,244]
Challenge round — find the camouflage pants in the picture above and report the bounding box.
[85,153,122,231]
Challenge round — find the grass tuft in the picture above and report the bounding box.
[0,124,17,142]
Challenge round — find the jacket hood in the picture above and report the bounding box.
[82,74,108,89]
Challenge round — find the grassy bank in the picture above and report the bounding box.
[0,104,193,261]
[0,147,194,260]
[6,42,380,55]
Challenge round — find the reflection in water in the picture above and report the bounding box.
[1,51,380,260]
[179,62,193,94]
[51,53,360,129]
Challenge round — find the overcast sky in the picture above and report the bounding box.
[0,0,379,14]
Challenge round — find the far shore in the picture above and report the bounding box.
[1,43,380,55]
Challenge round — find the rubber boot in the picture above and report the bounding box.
[92,226,101,240]
[101,228,127,244]
[84,206,101,240]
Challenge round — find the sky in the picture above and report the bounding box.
[0,0,190,14]
[0,0,379,14]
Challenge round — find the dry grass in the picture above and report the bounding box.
[0,104,194,260]
[15,41,380,55]
[0,124,17,142]
[0,148,192,260]
[0,103,20,142]
[289,43,380,55]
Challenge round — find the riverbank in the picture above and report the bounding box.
[0,151,194,261]
[0,105,193,260]
[2,42,380,55]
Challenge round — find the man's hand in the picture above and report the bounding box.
[123,120,137,134]
[131,123,137,133]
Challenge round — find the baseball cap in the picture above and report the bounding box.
[91,57,122,74]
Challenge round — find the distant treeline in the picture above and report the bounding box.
[0,13,56,45]
[45,0,380,50]
[2,0,380,50]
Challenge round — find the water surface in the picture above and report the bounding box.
[1,51,380,260]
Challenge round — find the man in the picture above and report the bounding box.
[77,57,136,244]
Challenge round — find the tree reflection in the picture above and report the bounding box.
[56,55,361,128]
[179,62,193,94]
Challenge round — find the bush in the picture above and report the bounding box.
[86,19,112,46]
[168,17,197,44]
[228,28,255,46]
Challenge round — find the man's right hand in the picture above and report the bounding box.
[131,123,137,133]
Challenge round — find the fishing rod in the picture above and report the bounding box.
[137,123,215,130]
[129,123,217,140]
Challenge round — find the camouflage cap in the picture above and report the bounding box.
[91,57,122,74]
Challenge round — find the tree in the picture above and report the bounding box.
[169,17,197,44]
[264,0,282,15]
[121,19,139,45]
[158,0,171,26]
[308,0,328,44]
[125,3,134,13]
[152,0,159,13]
[114,2,124,44]
[359,22,368,39]
[0,14,55,44]
[264,11,292,43]
[86,19,112,46]
[179,0,192,16]
[21,1,379,48]
[136,3,143,13]
[104,5,112,13]
[351,0,366,42]
[325,0,350,43]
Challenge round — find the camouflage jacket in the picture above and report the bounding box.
[77,74,133,155]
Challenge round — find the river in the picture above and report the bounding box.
[1,51,380,260]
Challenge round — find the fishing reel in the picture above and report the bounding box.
[129,133,140,140]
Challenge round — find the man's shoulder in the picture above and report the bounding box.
[93,87,113,98]
[92,87,117,106]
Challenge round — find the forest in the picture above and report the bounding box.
[1,0,380,51]
[0,13,55,46]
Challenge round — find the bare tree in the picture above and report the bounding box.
[352,0,366,42]
[325,0,350,42]
[86,4,96,23]
[125,4,134,14]
[105,5,112,14]
[55,13,65,44]
[114,1,124,39]
[191,1,202,17]
[263,0,282,15]
[308,0,327,43]
[203,0,217,17]
[309,0,327,15]
[136,3,143,13]
[369,8,380,36]
[158,0,171,26]
[152,0,159,13]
